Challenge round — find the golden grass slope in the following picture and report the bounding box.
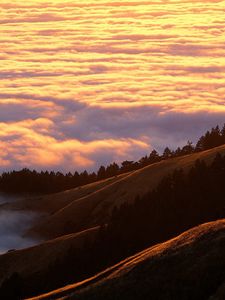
[2,173,129,215]
[29,145,225,239]
[27,219,225,300]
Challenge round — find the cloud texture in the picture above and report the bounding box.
[1,0,225,171]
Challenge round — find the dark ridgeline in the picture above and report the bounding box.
[1,152,225,299]
[1,124,225,195]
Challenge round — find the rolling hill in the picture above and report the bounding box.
[0,226,99,288]
[2,173,129,215]
[1,145,225,299]
[27,219,225,300]
[28,145,225,239]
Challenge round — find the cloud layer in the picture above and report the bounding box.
[1,0,225,171]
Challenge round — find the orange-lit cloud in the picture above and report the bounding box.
[0,0,225,171]
[0,119,149,171]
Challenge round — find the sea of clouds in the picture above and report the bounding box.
[1,0,225,172]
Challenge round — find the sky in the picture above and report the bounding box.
[0,0,225,172]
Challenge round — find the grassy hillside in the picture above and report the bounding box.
[29,145,225,239]
[27,219,225,300]
[1,145,225,298]
[2,173,129,215]
[0,227,99,289]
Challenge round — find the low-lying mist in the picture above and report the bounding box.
[0,194,41,254]
[0,193,19,205]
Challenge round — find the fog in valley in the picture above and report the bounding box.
[0,194,41,254]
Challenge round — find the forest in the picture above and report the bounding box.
[0,124,225,195]
[1,150,225,299]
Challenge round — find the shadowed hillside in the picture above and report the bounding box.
[1,146,225,298]
[0,227,99,297]
[28,144,225,239]
[28,219,225,300]
[2,173,129,215]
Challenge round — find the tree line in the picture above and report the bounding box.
[0,124,225,195]
[2,152,225,299]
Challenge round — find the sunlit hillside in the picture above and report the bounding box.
[28,144,225,239]
[28,219,225,300]
[1,144,225,299]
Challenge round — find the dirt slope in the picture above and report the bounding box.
[29,145,225,239]
[28,219,225,300]
[0,226,99,286]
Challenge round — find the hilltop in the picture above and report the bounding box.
[28,219,225,300]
